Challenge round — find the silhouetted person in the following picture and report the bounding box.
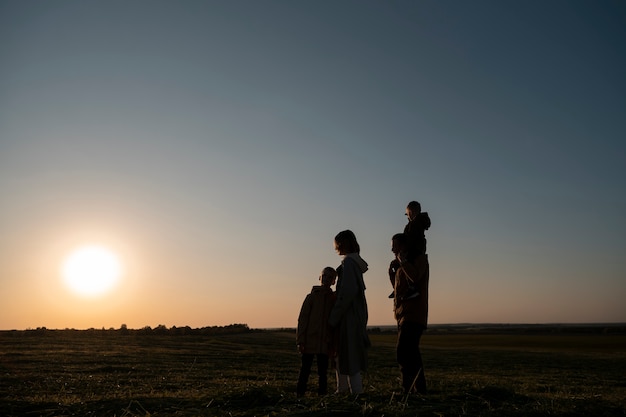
[389,200,431,298]
[329,230,370,394]
[391,232,429,394]
[404,200,431,260]
[296,267,337,397]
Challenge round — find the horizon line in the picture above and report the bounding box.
[5,322,625,332]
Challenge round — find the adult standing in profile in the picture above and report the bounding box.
[328,230,370,394]
[391,232,429,394]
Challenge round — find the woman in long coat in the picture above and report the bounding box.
[328,230,370,394]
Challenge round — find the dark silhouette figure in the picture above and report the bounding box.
[403,200,431,261]
[389,200,431,299]
[296,267,337,397]
[329,229,370,394]
[391,232,429,394]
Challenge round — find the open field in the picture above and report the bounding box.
[1,327,625,416]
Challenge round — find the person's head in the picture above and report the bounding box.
[320,267,337,287]
[406,201,422,221]
[334,229,360,255]
[391,233,407,256]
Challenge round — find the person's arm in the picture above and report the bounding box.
[399,255,427,286]
[296,295,312,351]
[399,259,417,284]
[328,259,358,327]
[394,247,417,285]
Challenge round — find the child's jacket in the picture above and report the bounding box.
[297,286,336,355]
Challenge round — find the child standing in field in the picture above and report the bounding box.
[296,267,337,397]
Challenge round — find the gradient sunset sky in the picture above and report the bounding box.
[1,1,624,330]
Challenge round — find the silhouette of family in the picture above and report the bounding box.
[296,201,431,397]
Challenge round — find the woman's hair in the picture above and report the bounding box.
[334,229,360,254]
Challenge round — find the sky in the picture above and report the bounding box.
[1,1,625,330]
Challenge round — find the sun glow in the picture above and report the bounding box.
[62,246,122,297]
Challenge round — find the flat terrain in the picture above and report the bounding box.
[1,327,625,416]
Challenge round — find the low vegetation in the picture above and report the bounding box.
[1,325,625,416]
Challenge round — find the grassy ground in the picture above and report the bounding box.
[1,329,625,416]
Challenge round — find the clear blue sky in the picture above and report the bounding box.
[1,1,624,329]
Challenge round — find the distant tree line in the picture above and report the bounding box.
[6,324,251,336]
[123,323,251,335]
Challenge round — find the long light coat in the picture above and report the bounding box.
[329,253,370,375]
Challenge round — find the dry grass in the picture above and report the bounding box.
[1,328,625,416]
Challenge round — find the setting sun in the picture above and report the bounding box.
[62,246,123,297]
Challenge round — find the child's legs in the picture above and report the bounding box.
[297,353,314,396]
[315,354,329,395]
